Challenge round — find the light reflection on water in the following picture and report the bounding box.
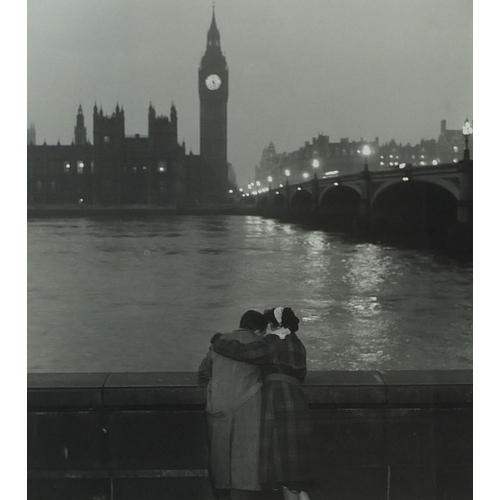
[27,216,472,373]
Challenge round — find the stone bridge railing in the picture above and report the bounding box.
[28,370,472,500]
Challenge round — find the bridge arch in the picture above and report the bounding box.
[371,177,459,207]
[290,188,314,211]
[256,196,269,209]
[271,192,287,210]
[317,184,362,231]
[370,179,458,249]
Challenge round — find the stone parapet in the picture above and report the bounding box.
[27,370,472,499]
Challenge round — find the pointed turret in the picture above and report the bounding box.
[75,104,87,145]
[207,7,221,49]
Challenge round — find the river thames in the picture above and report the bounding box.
[27,215,472,373]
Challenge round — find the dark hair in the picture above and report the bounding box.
[240,310,268,332]
[281,307,300,333]
[264,307,300,333]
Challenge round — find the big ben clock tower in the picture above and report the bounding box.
[199,8,228,202]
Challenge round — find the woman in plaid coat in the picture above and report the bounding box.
[211,307,312,500]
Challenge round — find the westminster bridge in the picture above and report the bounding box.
[250,160,473,257]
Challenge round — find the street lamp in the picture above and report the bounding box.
[462,118,473,160]
[312,159,320,179]
[267,176,273,190]
[312,159,320,214]
[362,145,371,170]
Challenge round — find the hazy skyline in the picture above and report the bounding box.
[27,0,472,184]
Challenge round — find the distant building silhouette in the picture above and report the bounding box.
[27,10,231,206]
[27,123,36,146]
[254,120,469,189]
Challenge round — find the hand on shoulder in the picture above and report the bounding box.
[210,332,222,344]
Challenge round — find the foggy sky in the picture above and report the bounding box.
[27,0,473,185]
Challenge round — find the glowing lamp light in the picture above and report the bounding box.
[279,184,284,188]
[334,182,339,186]
[285,169,290,177]
[267,176,273,183]
[362,145,371,156]
[462,118,473,160]
[399,163,406,169]
[402,177,410,182]
[297,187,302,191]
[302,172,309,179]
[432,160,438,166]
[312,159,320,169]
[239,188,244,192]
[228,189,233,194]
[462,118,473,136]
[256,181,261,186]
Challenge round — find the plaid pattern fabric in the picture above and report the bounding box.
[211,333,313,489]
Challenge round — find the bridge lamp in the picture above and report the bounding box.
[362,145,371,170]
[239,188,244,192]
[256,180,261,187]
[228,189,233,194]
[267,176,273,190]
[312,158,320,179]
[462,118,472,160]
[302,172,309,179]
[285,169,290,177]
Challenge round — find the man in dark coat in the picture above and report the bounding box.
[198,310,268,500]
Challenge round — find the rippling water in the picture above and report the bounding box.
[27,215,472,372]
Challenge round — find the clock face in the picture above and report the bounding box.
[205,74,222,90]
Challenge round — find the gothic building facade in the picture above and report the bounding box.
[27,10,229,206]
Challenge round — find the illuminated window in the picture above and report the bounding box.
[64,161,71,173]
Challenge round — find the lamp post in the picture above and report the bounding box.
[312,158,320,180]
[312,159,320,213]
[362,144,371,171]
[462,118,473,160]
[284,169,290,210]
[267,176,273,192]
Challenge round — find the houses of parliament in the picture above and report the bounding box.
[27,10,232,206]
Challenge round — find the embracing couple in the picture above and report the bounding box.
[198,307,313,500]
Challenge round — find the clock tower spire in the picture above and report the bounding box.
[199,6,228,202]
